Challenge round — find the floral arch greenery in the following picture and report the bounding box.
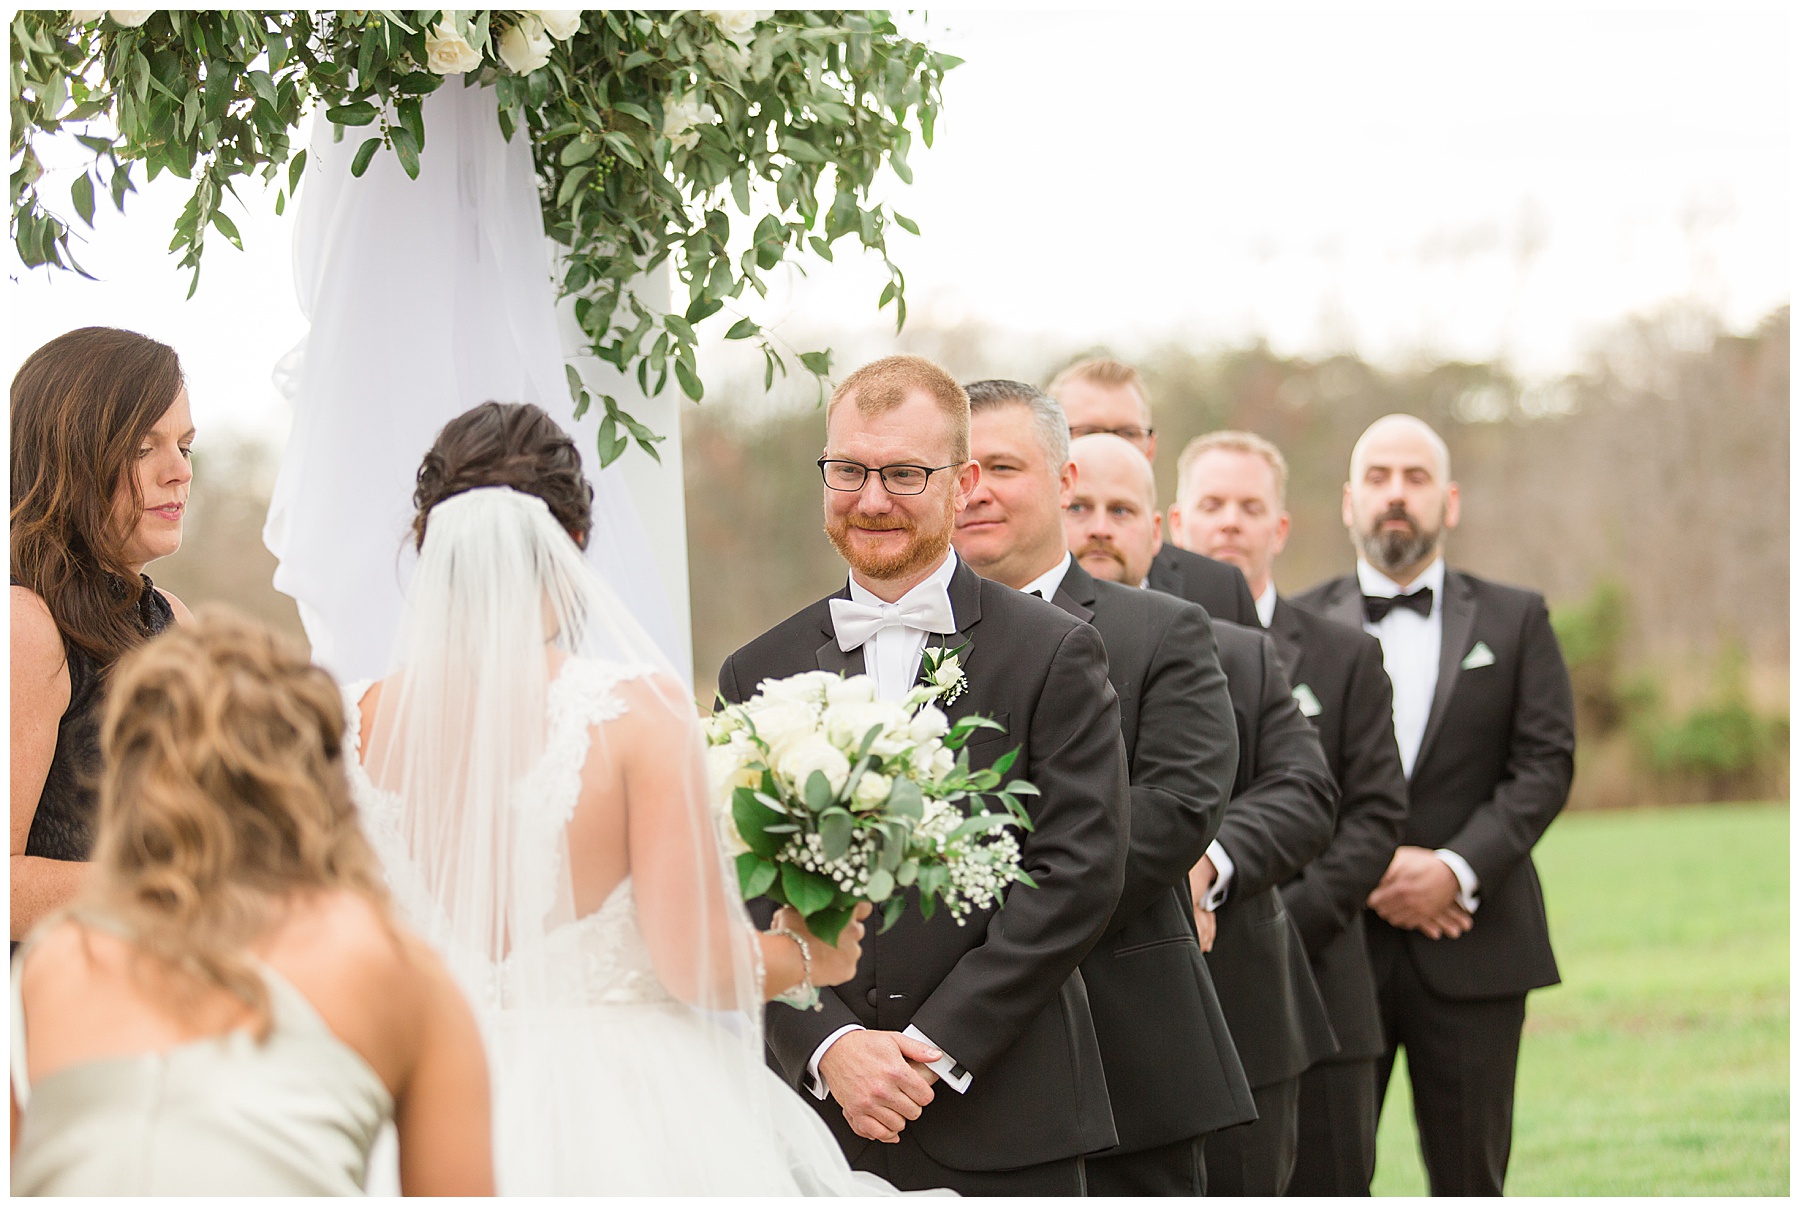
[9,9,957,463]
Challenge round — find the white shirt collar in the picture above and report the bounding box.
[847,547,960,611]
[1020,551,1074,602]
[1356,556,1445,609]
[1254,581,1277,629]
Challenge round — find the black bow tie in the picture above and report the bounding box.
[1363,586,1433,622]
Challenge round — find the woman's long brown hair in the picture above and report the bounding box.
[11,326,184,664]
[79,607,389,1035]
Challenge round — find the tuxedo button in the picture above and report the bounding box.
[866,988,880,1007]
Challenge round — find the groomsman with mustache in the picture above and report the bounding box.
[1049,357,1261,626]
[1167,430,1411,1195]
[1295,414,1575,1196]
[1064,433,1341,1196]
[718,356,1130,1196]
[951,380,1257,1194]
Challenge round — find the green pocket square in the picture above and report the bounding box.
[1292,683,1323,717]
[1461,641,1496,670]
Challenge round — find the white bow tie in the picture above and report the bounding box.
[829,590,956,652]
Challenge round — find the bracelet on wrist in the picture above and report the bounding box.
[770,923,821,1012]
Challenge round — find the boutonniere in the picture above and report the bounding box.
[912,640,969,707]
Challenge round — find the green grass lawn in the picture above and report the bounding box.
[1372,801,1790,1196]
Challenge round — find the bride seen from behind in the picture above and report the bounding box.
[347,402,909,1195]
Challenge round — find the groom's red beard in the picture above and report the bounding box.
[825,511,953,581]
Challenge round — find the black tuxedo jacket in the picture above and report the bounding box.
[1295,569,1575,1000]
[1202,620,1341,1087]
[1268,597,1410,1062]
[1146,544,1260,626]
[1047,560,1258,1150]
[718,558,1130,1171]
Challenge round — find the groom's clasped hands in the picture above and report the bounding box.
[819,1028,947,1144]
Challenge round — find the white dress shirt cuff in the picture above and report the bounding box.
[903,1024,972,1094]
[805,1024,866,1100]
[1434,848,1481,913]
[1202,841,1235,911]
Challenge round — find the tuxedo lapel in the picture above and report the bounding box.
[1049,559,1098,626]
[815,584,866,677]
[1268,599,1306,682]
[1322,577,1364,634]
[1146,546,1180,596]
[1416,569,1477,772]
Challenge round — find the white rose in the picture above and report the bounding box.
[498,14,554,74]
[851,771,892,810]
[777,735,851,798]
[662,91,719,152]
[703,9,772,43]
[825,701,908,751]
[533,9,581,40]
[68,11,105,23]
[932,746,956,777]
[754,670,837,706]
[745,699,817,762]
[716,806,751,857]
[705,741,760,803]
[109,10,153,26]
[824,674,877,707]
[909,704,949,743]
[425,22,483,74]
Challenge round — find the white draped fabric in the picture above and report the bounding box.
[265,79,687,686]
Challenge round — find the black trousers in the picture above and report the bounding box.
[1085,1135,1206,1196]
[853,1134,1088,1196]
[1202,1075,1300,1195]
[1375,946,1528,1196]
[1287,1058,1377,1195]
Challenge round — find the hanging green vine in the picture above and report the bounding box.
[9,9,958,463]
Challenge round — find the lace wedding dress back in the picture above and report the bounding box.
[345,487,910,1195]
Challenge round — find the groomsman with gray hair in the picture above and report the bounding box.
[1064,431,1340,1196]
[1168,429,1410,1194]
[952,380,1257,1194]
[1295,414,1575,1195]
[1049,357,1260,627]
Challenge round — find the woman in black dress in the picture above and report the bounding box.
[11,327,196,940]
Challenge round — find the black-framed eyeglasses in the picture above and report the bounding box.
[1069,424,1155,443]
[818,458,961,496]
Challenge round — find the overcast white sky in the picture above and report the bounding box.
[4,5,1789,441]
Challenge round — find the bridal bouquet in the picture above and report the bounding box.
[706,652,1038,961]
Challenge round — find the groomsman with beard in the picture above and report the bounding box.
[1294,414,1575,1196]
[950,381,1258,1195]
[1064,434,1341,1196]
[718,356,1131,1196]
[1049,357,1260,626]
[1166,430,1411,1195]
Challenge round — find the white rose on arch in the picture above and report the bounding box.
[498,14,554,74]
[109,10,154,26]
[533,10,582,40]
[661,91,719,152]
[777,735,851,798]
[425,22,483,74]
[702,10,773,44]
[68,11,105,24]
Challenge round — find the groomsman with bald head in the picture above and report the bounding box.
[1063,431,1340,1196]
[1167,430,1410,1195]
[1294,415,1576,1195]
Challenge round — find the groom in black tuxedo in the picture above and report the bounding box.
[1295,414,1575,1195]
[1066,434,1341,1196]
[1168,430,1410,1194]
[952,381,1258,1195]
[718,356,1130,1196]
[1048,355,1260,625]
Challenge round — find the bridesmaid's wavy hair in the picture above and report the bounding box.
[10,326,186,664]
[78,608,388,1037]
[412,401,593,550]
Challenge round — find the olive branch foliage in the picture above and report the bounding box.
[9,10,957,465]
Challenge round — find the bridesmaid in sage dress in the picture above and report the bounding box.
[10,611,493,1195]
[11,328,195,944]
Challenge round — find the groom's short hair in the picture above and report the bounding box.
[829,355,970,461]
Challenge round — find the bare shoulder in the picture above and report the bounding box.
[17,919,125,1004]
[156,586,195,625]
[10,587,65,664]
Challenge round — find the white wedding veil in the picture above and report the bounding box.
[353,483,785,1191]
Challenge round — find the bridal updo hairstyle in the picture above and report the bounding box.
[11,326,186,663]
[413,401,593,550]
[82,608,387,1036]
